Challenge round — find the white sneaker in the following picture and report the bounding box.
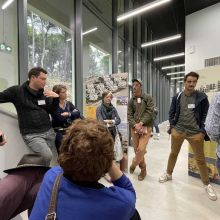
[159,172,172,183]
[204,184,217,201]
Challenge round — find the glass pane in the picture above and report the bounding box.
[118,38,124,73]
[82,6,112,109]
[85,0,112,25]
[83,6,112,77]
[128,46,133,84]
[118,0,124,38]
[0,0,18,113]
[27,0,74,101]
[128,20,133,44]
[137,51,141,80]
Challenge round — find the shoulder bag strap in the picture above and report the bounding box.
[45,173,63,220]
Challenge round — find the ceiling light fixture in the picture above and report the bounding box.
[162,63,185,69]
[1,0,14,10]
[170,76,184,80]
[166,71,185,76]
[117,0,171,22]
[141,34,181,48]
[178,80,184,83]
[82,27,98,36]
[154,52,185,61]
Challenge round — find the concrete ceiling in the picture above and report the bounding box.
[136,0,220,72]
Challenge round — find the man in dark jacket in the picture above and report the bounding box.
[159,72,217,201]
[128,79,154,181]
[0,67,59,165]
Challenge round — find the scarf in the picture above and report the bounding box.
[100,102,114,120]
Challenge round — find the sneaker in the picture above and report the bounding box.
[204,184,217,201]
[159,172,172,183]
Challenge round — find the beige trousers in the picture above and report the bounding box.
[167,128,209,185]
[131,127,152,169]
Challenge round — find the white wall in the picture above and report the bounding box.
[0,109,30,178]
[0,107,58,178]
[185,3,220,73]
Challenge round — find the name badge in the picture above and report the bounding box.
[188,104,195,109]
[38,100,46,105]
[137,98,141,103]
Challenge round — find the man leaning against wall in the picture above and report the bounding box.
[0,67,59,165]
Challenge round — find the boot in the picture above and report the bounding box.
[138,168,146,181]
[129,164,136,174]
[138,165,147,181]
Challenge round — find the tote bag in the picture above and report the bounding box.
[114,127,123,161]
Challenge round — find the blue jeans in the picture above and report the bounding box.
[216,155,220,177]
[154,125,160,133]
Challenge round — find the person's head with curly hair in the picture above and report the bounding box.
[58,119,114,182]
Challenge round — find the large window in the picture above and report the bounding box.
[118,38,124,73]
[82,5,112,110]
[137,51,141,80]
[84,0,112,25]
[0,0,18,113]
[128,46,133,84]
[27,0,74,101]
[83,6,112,78]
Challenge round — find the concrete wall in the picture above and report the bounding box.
[0,108,58,178]
[0,109,30,178]
[185,3,220,72]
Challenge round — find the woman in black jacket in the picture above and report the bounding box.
[51,84,83,153]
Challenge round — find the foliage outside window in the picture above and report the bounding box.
[88,44,110,76]
[27,10,72,99]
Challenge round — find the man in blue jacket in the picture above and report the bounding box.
[0,67,59,165]
[159,71,217,201]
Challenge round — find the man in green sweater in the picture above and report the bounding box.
[127,79,154,181]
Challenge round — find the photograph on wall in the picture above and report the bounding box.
[188,65,220,184]
[85,73,129,172]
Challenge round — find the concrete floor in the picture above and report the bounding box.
[13,122,220,220]
[127,126,220,220]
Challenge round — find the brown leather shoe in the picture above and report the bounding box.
[129,165,136,174]
[138,168,147,181]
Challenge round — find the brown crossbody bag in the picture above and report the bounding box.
[45,173,63,220]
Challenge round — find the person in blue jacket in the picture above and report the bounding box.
[30,119,137,220]
[51,84,83,153]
